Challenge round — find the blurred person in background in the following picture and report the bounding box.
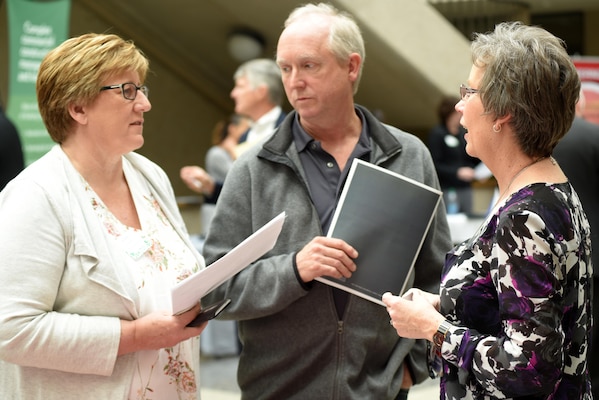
[553,89,599,400]
[180,58,285,205]
[193,115,250,359]
[198,114,249,239]
[428,95,480,214]
[0,102,24,191]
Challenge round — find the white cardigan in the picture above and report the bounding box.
[0,146,205,399]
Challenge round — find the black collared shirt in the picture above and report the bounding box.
[292,108,371,317]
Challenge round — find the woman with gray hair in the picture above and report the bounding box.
[0,33,207,399]
[384,22,592,399]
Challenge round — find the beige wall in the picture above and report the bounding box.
[585,11,599,55]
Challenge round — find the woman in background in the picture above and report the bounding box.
[202,114,249,233]
[0,33,207,399]
[428,95,480,214]
[384,22,592,399]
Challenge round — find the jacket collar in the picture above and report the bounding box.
[262,104,402,163]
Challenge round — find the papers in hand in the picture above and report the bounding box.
[171,212,286,315]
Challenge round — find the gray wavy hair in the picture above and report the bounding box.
[471,21,580,157]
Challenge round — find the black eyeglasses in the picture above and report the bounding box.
[100,82,149,100]
[459,84,479,100]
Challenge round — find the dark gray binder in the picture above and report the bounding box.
[316,159,442,305]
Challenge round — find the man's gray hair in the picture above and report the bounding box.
[234,58,284,106]
[284,2,365,94]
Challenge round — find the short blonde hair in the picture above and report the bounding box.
[37,33,149,143]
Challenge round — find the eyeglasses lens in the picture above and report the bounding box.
[122,83,136,100]
[121,83,149,100]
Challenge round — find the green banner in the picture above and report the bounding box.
[6,0,70,165]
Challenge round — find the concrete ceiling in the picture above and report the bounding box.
[74,0,599,134]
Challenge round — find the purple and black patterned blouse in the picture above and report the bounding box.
[437,182,593,399]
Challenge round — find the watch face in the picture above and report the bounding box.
[433,321,450,348]
[433,332,445,348]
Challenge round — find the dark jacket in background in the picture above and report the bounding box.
[553,116,599,272]
[553,116,599,400]
[0,109,24,190]
[427,124,478,189]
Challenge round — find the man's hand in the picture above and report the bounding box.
[180,166,215,196]
[457,166,475,182]
[295,236,358,282]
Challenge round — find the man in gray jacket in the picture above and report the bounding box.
[203,3,451,399]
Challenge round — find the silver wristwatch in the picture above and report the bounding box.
[433,320,452,348]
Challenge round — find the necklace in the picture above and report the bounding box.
[491,156,549,210]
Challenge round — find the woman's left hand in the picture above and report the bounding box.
[118,303,207,355]
[382,289,445,341]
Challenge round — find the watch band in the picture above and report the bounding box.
[433,319,452,348]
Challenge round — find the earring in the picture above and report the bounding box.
[492,124,501,133]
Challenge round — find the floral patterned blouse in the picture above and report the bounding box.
[83,159,201,400]
[437,182,593,399]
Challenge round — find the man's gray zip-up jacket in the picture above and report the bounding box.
[203,105,452,400]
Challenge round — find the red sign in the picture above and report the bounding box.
[573,56,599,124]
